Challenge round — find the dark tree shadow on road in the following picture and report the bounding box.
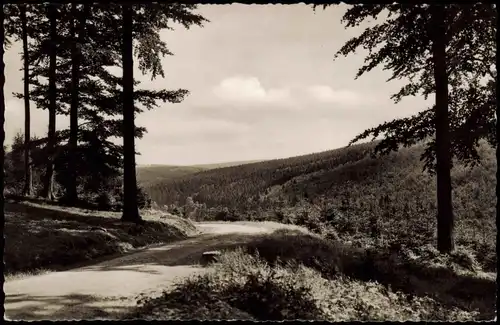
[6,293,131,320]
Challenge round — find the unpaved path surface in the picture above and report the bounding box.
[4,221,302,320]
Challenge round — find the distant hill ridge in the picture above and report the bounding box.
[138,159,265,168]
[137,160,266,185]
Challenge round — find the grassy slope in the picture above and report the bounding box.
[4,201,198,277]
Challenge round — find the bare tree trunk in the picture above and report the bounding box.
[496,4,500,264]
[121,4,141,223]
[42,4,57,201]
[20,4,33,197]
[431,4,454,253]
[66,4,89,206]
[1,5,8,315]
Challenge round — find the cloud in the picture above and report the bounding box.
[212,76,291,104]
[136,110,251,147]
[307,85,366,106]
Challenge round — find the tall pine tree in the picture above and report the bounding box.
[3,4,44,197]
[121,4,139,222]
[19,5,33,197]
[39,4,58,200]
[65,4,89,205]
[322,4,496,253]
[115,4,207,222]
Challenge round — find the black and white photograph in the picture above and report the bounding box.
[0,1,497,321]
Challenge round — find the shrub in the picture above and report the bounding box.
[95,191,114,211]
[134,249,327,320]
[214,207,230,221]
[170,206,184,217]
[213,207,240,221]
[137,186,152,209]
[226,265,322,320]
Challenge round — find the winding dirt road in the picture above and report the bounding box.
[4,221,301,320]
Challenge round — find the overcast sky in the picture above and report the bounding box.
[4,4,431,166]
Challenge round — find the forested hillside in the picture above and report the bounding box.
[143,142,376,208]
[142,140,496,270]
[143,140,495,214]
[137,165,207,186]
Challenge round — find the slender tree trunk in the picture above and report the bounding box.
[66,4,89,206]
[496,4,500,263]
[431,5,454,253]
[42,4,57,201]
[66,4,78,205]
[20,4,33,197]
[1,5,7,316]
[121,4,141,223]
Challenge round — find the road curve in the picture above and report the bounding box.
[4,221,297,321]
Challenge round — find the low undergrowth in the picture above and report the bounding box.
[132,247,485,321]
[262,230,495,316]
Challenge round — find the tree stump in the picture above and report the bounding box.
[200,251,221,266]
